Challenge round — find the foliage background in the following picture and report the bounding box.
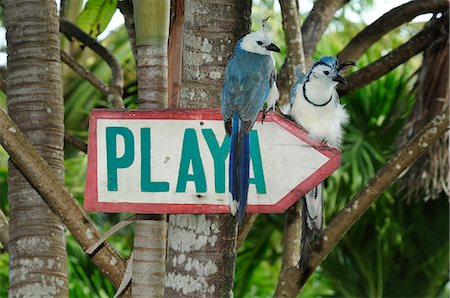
[0,0,448,297]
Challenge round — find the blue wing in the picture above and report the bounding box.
[221,46,275,223]
[221,48,275,132]
[289,70,306,106]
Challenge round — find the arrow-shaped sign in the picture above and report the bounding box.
[84,108,340,214]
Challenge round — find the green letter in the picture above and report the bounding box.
[176,129,207,193]
[202,129,229,193]
[141,128,169,192]
[249,130,266,194]
[106,127,134,191]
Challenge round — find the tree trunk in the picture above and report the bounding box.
[4,0,68,296]
[178,0,251,109]
[164,1,251,296]
[131,1,170,297]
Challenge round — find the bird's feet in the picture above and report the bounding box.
[313,144,335,151]
[283,114,295,122]
[261,109,268,124]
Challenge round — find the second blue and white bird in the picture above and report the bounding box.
[286,56,355,271]
[221,19,280,223]
[288,56,354,148]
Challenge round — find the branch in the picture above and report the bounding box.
[61,50,110,95]
[0,78,6,94]
[274,2,306,296]
[338,0,449,63]
[275,62,290,113]
[118,0,137,60]
[60,20,125,109]
[301,0,349,66]
[276,0,306,110]
[0,107,127,288]
[64,130,88,153]
[236,214,258,249]
[276,108,449,295]
[274,202,302,297]
[339,14,449,96]
[0,208,8,251]
[280,0,305,81]
[59,0,67,19]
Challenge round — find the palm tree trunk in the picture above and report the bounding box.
[164,1,251,296]
[4,0,68,296]
[131,1,170,296]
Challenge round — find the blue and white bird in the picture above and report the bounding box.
[286,56,354,271]
[221,18,280,223]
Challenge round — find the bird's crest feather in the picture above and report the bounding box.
[262,16,270,39]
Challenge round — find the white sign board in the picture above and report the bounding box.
[84,108,340,214]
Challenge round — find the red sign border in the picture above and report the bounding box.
[84,108,340,214]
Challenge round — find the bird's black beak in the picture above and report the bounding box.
[266,43,281,53]
[332,74,347,84]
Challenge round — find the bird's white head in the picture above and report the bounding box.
[307,56,355,88]
[239,17,281,55]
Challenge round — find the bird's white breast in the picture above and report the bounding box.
[290,86,349,148]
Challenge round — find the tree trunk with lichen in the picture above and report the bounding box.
[178,0,251,109]
[5,0,68,296]
[164,1,251,296]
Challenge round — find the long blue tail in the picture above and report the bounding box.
[229,113,250,223]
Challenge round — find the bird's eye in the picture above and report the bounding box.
[324,71,330,75]
[257,41,263,45]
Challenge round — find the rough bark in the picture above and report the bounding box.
[280,0,305,82]
[274,202,302,297]
[0,107,127,288]
[4,1,69,296]
[0,209,8,251]
[276,0,305,110]
[274,1,307,296]
[338,0,449,63]
[178,0,251,109]
[166,214,237,297]
[165,1,251,296]
[275,108,449,296]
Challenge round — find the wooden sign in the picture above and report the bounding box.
[84,108,340,214]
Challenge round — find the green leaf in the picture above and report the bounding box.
[76,0,118,39]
